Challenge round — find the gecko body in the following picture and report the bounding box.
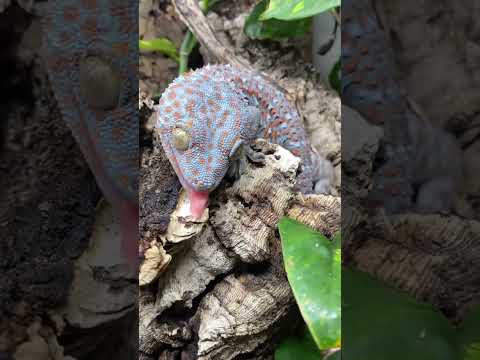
[342,0,464,214]
[42,0,139,264]
[156,64,332,218]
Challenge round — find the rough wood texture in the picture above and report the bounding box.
[139,134,340,359]
[172,0,250,70]
[342,104,480,322]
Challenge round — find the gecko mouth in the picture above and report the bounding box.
[188,189,209,219]
[170,161,211,219]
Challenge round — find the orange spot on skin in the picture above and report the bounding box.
[186,88,194,94]
[82,17,98,35]
[112,127,124,143]
[186,120,193,128]
[174,112,181,120]
[173,100,181,108]
[187,101,195,114]
[82,0,97,9]
[193,169,200,176]
[168,91,176,100]
[113,42,129,56]
[344,57,360,74]
[199,158,205,165]
[164,107,173,113]
[263,118,285,138]
[207,156,212,164]
[360,45,369,55]
[63,7,80,21]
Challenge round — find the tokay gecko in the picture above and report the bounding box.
[342,0,464,214]
[156,64,333,218]
[42,0,139,265]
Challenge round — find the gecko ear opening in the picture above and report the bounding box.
[79,56,121,111]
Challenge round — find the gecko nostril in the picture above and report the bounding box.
[79,55,121,111]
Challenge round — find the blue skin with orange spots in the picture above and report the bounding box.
[42,0,139,264]
[156,64,324,217]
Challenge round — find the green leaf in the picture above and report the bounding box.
[275,328,324,360]
[278,218,341,350]
[244,0,312,40]
[343,268,461,360]
[458,306,480,360]
[139,38,179,62]
[260,0,340,21]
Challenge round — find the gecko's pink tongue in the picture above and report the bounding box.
[188,190,209,219]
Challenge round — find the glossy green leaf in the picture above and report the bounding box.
[275,328,324,360]
[278,218,341,349]
[343,268,461,360]
[139,38,179,62]
[244,0,312,40]
[260,0,340,21]
[459,306,480,360]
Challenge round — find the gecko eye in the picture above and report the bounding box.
[172,128,190,151]
[79,55,121,110]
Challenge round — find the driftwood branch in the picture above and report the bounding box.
[172,0,250,70]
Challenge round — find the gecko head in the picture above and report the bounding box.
[155,69,261,218]
[74,51,138,206]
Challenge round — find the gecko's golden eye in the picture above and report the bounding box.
[172,128,190,151]
[79,56,121,110]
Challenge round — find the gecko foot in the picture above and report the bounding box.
[227,143,266,181]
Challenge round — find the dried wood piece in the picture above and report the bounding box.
[172,0,250,70]
[195,274,294,359]
[140,139,341,358]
